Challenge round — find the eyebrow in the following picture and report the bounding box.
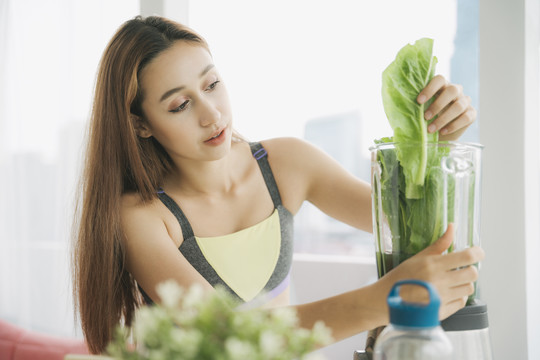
[159,64,216,102]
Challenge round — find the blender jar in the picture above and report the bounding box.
[370,141,483,290]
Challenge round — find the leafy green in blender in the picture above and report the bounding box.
[375,38,478,306]
[376,38,452,257]
[381,37,439,199]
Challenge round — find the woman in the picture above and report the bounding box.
[72,15,484,354]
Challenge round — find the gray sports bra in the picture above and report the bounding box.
[139,142,294,307]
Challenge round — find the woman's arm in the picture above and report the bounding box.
[294,224,484,342]
[262,137,373,232]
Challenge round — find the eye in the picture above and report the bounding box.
[169,100,189,113]
[206,80,220,91]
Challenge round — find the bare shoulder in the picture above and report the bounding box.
[120,193,159,235]
[260,136,314,152]
[258,137,329,213]
[120,192,157,221]
[260,137,323,168]
[120,192,181,247]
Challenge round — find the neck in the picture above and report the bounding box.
[164,142,243,197]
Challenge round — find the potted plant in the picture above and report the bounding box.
[107,280,332,360]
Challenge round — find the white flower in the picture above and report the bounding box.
[169,327,202,357]
[269,307,299,328]
[173,306,198,325]
[182,283,205,309]
[147,349,168,360]
[225,337,257,359]
[303,353,328,360]
[259,330,285,357]
[133,307,158,340]
[311,321,333,346]
[231,309,265,335]
[156,279,184,309]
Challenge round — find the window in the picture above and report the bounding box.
[188,0,477,257]
[0,0,140,336]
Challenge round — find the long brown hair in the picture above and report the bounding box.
[72,16,210,354]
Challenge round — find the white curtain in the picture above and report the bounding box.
[0,0,139,337]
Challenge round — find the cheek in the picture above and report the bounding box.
[152,130,194,158]
[217,90,232,115]
[147,117,193,149]
[157,123,192,144]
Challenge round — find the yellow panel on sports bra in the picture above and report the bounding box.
[195,209,281,302]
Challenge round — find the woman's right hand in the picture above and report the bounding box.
[294,224,484,342]
[376,224,485,321]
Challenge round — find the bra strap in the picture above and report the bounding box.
[157,190,195,241]
[249,142,283,208]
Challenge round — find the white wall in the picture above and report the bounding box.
[291,254,377,360]
[524,2,540,358]
[478,0,540,359]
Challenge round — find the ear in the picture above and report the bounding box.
[131,114,152,138]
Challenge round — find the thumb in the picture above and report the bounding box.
[419,223,454,256]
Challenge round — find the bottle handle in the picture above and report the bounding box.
[389,279,439,305]
[387,280,441,327]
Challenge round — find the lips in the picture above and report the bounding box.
[205,129,224,141]
[207,130,223,141]
[204,127,227,144]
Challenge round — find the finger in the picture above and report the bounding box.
[428,95,471,134]
[419,224,454,256]
[439,106,476,136]
[444,266,479,290]
[417,75,447,104]
[439,282,475,306]
[437,246,485,270]
[440,296,468,320]
[452,265,479,285]
[424,83,463,121]
[452,281,477,299]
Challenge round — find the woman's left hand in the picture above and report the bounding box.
[417,75,476,141]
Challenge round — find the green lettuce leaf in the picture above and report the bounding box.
[375,139,449,256]
[381,38,438,199]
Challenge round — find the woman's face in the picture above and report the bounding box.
[138,41,233,163]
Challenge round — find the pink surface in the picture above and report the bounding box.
[0,319,89,360]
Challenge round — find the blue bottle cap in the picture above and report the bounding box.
[387,280,441,328]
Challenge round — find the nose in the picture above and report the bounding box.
[198,97,221,127]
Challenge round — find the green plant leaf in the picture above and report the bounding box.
[381,38,438,199]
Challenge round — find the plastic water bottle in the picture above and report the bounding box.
[373,280,453,360]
